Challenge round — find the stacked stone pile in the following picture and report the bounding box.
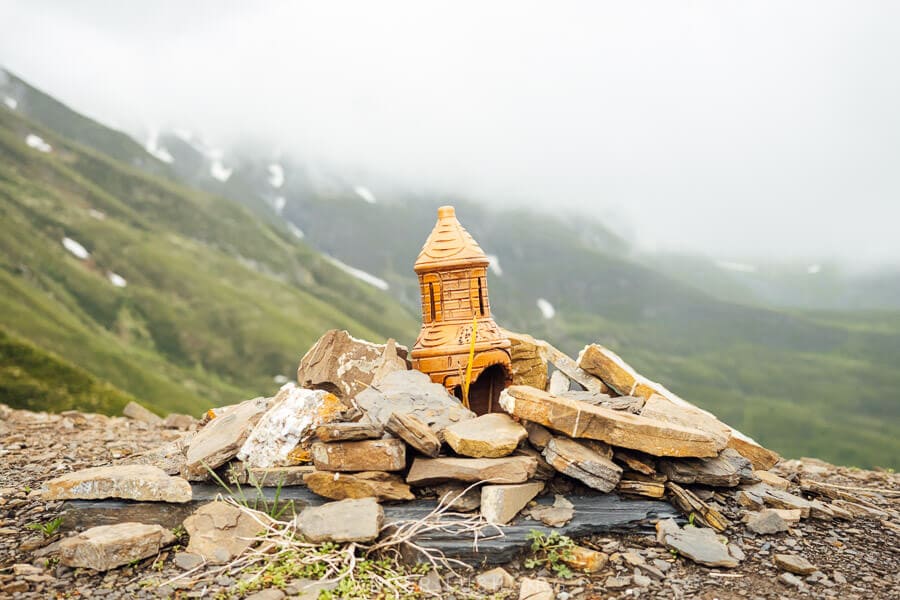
[31,329,898,583]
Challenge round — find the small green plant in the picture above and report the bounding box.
[26,516,63,538]
[523,530,575,579]
[203,461,294,520]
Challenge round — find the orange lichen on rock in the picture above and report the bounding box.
[411,206,512,415]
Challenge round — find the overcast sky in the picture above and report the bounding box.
[2,1,898,264]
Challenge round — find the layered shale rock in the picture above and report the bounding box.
[122,401,162,426]
[183,396,270,480]
[296,329,408,400]
[542,436,622,492]
[656,518,739,568]
[406,456,538,486]
[503,330,548,389]
[315,421,383,442]
[355,370,475,431]
[42,465,191,503]
[385,412,441,457]
[499,386,719,458]
[311,438,406,472]
[303,470,414,502]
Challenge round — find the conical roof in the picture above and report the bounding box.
[414,206,489,272]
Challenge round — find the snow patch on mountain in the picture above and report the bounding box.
[25,134,52,153]
[487,254,503,276]
[354,186,377,204]
[807,264,822,275]
[536,298,556,319]
[3,96,16,110]
[62,237,89,260]
[325,255,389,290]
[268,164,285,188]
[172,129,194,142]
[107,272,127,288]
[210,159,232,182]
[286,221,305,239]
[271,196,286,215]
[144,128,173,164]
[715,260,757,273]
[88,209,106,220]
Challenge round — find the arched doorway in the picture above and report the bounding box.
[461,364,508,416]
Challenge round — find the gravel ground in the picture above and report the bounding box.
[1,405,897,599]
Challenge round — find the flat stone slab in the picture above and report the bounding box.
[311,438,406,472]
[60,486,678,565]
[59,523,175,571]
[500,386,719,458]
[42,465,191,503]
[443,413,527,458]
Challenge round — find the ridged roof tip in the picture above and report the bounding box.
[415,205,489,272]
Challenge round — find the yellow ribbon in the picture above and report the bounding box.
[462,314,478,409]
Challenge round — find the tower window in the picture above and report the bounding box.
[477,277,485,316]
[429,282,436,322]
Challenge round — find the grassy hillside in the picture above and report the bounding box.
[0,326,136,415]
[0,103,418,416]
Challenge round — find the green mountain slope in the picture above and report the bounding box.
[0,100,418,416]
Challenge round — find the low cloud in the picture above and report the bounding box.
[1,0,898,263]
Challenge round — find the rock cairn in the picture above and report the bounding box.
[8,328,897,599]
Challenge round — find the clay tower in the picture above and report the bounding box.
[411,205,512,415]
